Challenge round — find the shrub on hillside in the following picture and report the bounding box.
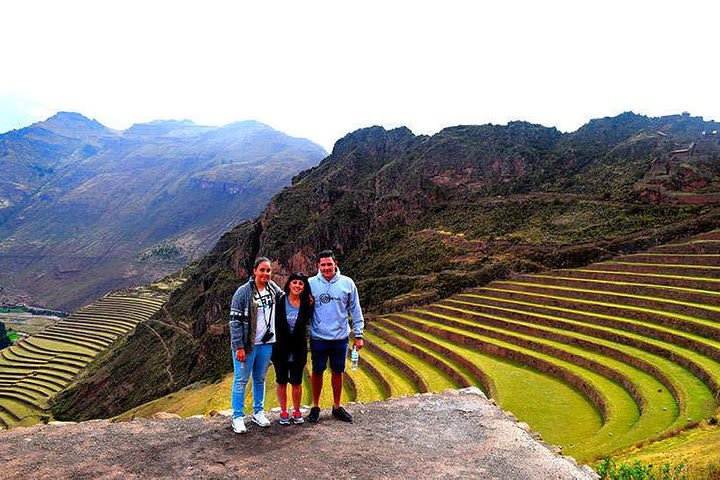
[596,458,687,480]
[0,321,11,350]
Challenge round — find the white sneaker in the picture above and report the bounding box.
[232,417,247,434]
[252,411,271,427]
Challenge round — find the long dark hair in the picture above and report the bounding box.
[284,272,312,311]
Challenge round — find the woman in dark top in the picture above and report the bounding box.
[273,272,314,424]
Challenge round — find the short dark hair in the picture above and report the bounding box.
[316,250,336,263]
[253,256,272,269]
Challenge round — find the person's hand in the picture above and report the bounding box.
[354,338,364,351]
[236,348,246,362]
[309,294,315,305]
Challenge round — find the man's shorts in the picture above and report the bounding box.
[310,337,349,374]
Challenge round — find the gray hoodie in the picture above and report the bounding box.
[308,268,364,341]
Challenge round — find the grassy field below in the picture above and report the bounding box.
[612,414,720,479]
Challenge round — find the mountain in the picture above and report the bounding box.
[0,113,327,310]
[51,112,720,420]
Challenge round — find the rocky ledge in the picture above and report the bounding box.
[0,389,597,479]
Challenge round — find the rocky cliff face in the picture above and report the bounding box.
[52,112,720,420]
[0,114,326,310]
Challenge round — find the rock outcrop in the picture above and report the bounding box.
[3,390,598,479]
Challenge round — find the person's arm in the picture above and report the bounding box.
[229,288,248,361]
[348,280,364,349]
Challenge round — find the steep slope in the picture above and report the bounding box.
[0,114,326,310]
[51,112,720,421]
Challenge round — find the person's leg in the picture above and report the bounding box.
[311,372,323,407]
[231,348,256,419]
[291,384,302,412]
[331,371,343,408]
[277,383,288,413]
[289,362,304,413]
[251,343,273,414]
[310,338,329,408]
[274,355,290,414]
[328,338,349,408]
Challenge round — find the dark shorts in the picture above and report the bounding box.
[273,351,306,386]
[310,337,349,374]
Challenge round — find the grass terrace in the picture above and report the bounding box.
[0,291,171,429]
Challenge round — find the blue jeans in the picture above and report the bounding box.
[231,343,273,419]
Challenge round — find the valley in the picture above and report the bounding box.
[0,278,179,428]
[0,113,327,311]
[2,111,720,478]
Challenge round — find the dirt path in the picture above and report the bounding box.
[0,389,597,479]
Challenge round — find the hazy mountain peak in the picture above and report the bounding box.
[34,111,108,138]
[221,119,275,133]
[124,119,209,137]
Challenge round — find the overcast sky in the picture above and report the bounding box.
[1,0,718,151]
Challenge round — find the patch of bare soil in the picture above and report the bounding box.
[0,389,597,479]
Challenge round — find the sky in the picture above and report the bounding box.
[1,0,719,152]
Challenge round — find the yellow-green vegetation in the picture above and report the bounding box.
[117,230,720,465]
[115,365,368,420]
[613,416,720,479]
[353,230,720,463]
[377,315,603,447]
[0,291,171,429]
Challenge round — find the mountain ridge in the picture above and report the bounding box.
[0,113,327,310]
[50,111,720,421]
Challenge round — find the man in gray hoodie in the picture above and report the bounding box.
[307,249,364,423]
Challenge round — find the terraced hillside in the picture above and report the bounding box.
[0,292,168,429]
[346,229,720,462]
[108,229,720,466]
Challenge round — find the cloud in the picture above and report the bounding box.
[1,0,719,150]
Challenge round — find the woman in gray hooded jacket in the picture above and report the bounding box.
[229,257,283,434]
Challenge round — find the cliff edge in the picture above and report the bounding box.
[0,389,596,479]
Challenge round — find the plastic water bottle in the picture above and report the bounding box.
[350,346,359,370]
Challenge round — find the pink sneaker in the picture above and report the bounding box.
[292,410,304,424]
[279,411,291,425]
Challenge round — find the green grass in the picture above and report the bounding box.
[455,293,720,364]
[382,314,604,453]
[359,344,417,397]
[393,311,639,460]
[607,261,720,271]
[443,296,720,420]
[365,330,459,392]
[0,307,26,314]
[115,362,371,421]
[527,274,720,299]
[0,397,46,426]
[412,306,682,452]
[613,417,720,479]
[480,287,720,340]
[373,321,476,388]
[501,280,720,317]
[346,362,386,402]
[574,268,720,284]
[433,300,708,425]
[471,289,720,360]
